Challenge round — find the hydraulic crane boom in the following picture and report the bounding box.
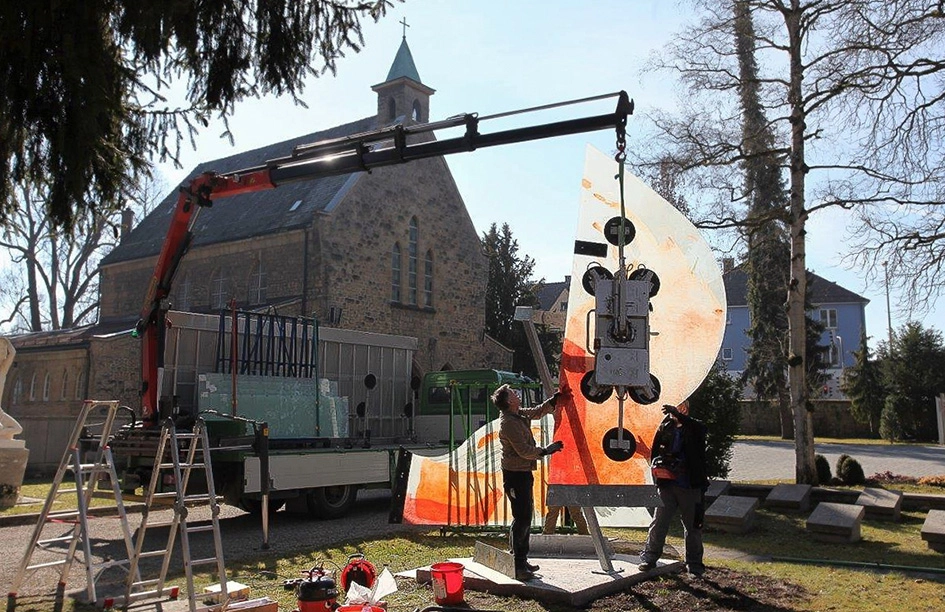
[135,91,634,424]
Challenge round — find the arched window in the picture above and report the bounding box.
[391,243,402,302]
[177,273,192,311]
[43,372,51,401]
[408,218,419,305]
[29,373,36,401]
[12,377,22,405]
[74,372,83,400]
[60,369,68,400]
[388,97,396,120]
[424,250,434,307]
[249,260,267,305]
[210,269,228,310]
[412,99,422,122]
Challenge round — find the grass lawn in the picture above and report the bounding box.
[7,478,944,611]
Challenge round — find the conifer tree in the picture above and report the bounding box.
[841,330,886,434]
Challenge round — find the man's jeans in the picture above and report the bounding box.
[503,469,534,567]
[640,484,705,574]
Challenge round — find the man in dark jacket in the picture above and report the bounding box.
[638,400,709,577]
[493,384,564,581]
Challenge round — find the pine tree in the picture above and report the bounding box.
[481,223,543,377]
[840,330,885,434]
[0,1,394,231]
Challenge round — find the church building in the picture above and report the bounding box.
[3,39,512,471]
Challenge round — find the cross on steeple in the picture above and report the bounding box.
[400,17,410,39]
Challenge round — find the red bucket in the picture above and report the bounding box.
[430,562,464,605]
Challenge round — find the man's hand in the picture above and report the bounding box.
[543,441,564,456]
[661,404,680,417]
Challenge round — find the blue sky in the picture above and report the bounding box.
[153,0,941,348]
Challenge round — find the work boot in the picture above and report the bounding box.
[515,567,535,581]
[637,561,656,572]
[524,561,540,572]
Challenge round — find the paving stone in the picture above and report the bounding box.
[705,480,731,501]
[855,487,902,521]
[765,483,812,512]
[920,509,945,553]
[704,495,758,534]
[806,502,864,543]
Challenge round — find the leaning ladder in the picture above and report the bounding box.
[121,418,228,612]
[6,400,138,610]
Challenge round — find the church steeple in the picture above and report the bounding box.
[372,31,434,125]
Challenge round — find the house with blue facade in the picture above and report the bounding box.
[720,259,869,399]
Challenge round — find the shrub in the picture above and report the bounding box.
[879,394,906,442]
[815,454,832,485]
[688,360,741,479]
[837,456,865,486]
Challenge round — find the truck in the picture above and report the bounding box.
[111,307,543,519]
[111,91,633,519]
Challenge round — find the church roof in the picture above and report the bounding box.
[723,266,869,307]
[102,115,378,265]
[384,38,422,83]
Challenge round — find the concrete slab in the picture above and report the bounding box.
[806,502,864,543]
[530,533,615,557]
[855,487,903,521]
[412,555,684,607]
[921,509,945,553]
[705,495,758,534]
[765,483,812,512]
[705,480,731,501]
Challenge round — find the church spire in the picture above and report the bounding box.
[372,25,434,125]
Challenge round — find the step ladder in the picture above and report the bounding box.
[121,417,228,612]
[6,400,138,611]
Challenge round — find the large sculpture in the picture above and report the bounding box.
[0,337,29,509]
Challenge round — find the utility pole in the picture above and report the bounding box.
[882,261,893,349]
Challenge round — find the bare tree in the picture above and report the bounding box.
[0,175,165,333]
[638,0,943,484]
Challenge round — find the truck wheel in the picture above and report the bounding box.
[239,497,286,516]
[308,485,358,519]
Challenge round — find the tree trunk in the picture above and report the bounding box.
[778,386,793,439]
[785,3,816,485]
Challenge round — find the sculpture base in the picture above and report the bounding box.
[0,446,30,509]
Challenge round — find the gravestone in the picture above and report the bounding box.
[806,502,865,543]
[705,480,731,501]
[765,483,812,512]
[704,495,758,534]
[855,487,902,521]
[920,509,945,553]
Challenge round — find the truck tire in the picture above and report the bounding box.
[239,497,286,516]
[308,485,358,519]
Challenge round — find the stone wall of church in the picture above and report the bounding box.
[316,157,490,371]
[1,347,89,473]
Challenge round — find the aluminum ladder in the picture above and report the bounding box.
[6,400,137,610]
[121,417,228,611]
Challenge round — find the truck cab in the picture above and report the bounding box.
[413,369,543,446]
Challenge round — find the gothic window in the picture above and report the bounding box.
[74,371,83,400]
[177,273,192,311]
[423,250,434,307]
[408,218,418,305]
[12,377,21,405]
[391,243,402,302]
[249,260,267,305]
[29,373,36,401]
[43,372,51,401]
[60,369,68,400]
[210,269,228,310]
[412,100,422,122]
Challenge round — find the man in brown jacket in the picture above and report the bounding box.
[493,384,565,581]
